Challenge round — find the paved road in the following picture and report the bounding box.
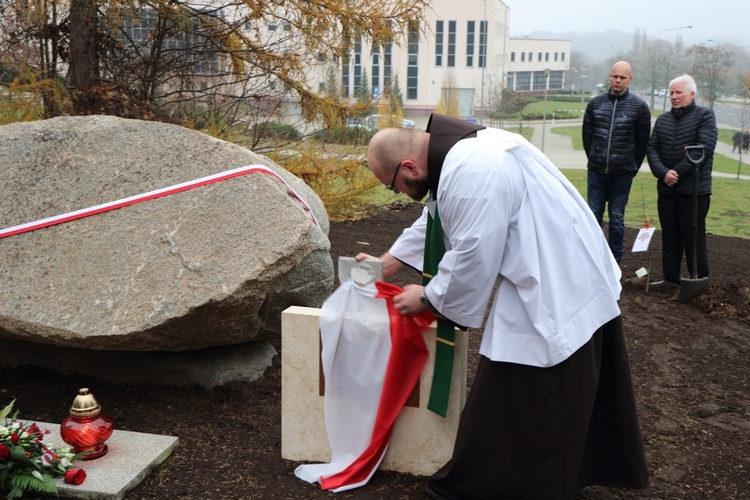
[408,115,749,180]
[530,119,750,180]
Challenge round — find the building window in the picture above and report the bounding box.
[384,42,392,88]
[342,53,350,97]
[545,52,549,62]
[435,20,444,66]
[447,20,456,67]
[267,22,277,31]
[516,71,531,91]
[528,52,532,61]
[372,46,380,97]
[521,52,525,62]
[341,34,350,97]
[507,72,515,90]
[479,20,487,68]
[466,20,475,67]
[538,52,542,62]
[283,22,291,32]
[554,52,558,61]
[407,21,419,99]
[561,52,566,61]
[533,71,547,90]
[353,35,362,91]
[549,70,564,90]
[119,7,222,75]
[121,8,157,42]
[510,52,515,62]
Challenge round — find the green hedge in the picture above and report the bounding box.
[313,126,376,145]
[251,121,301,141]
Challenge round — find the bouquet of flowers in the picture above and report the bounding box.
[1,400,87,499]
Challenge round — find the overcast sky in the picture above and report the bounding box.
[504,0,748,47]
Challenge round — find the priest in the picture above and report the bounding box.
[357,113,649,499]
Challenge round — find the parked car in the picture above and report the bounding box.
[346,114,415,130]
[345,117,378,130]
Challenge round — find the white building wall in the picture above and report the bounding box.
[505,38,572,93]
[306,0,512,121]
[305,1,572,120]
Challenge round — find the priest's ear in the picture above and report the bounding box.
[400,159,420,178]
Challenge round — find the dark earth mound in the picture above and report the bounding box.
[3,201,748,499]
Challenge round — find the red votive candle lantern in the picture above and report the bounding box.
[60,388,115,460]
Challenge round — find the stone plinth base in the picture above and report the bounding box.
[280,306,467,477]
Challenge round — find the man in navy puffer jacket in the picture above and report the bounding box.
[583,61,651,264]
[647,74,717,286]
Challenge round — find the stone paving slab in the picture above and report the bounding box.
[36,422,179,499]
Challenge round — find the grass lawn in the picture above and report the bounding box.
[551,126,750,176]
[523,100,587,118]
[367,169,748,240]
[560,169,749,239]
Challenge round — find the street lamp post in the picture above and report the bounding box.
[580,73,587,114]
[657,25,692,111]
[479,0,487,125]
[542,69,549,152]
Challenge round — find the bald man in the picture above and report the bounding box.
[582,61,651,264]
[360,114,649,498]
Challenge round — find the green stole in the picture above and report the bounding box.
[421,113,485,417]
[423,206,454,417]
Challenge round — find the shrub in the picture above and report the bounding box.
[313,125,376,145]
[251,121,301,141]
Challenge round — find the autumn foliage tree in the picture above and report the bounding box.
[434,71,460,118]
[0,0,428,134]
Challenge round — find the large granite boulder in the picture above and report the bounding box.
[0,116,333,351]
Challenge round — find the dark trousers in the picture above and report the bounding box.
[587,170,636,263]
[657,193,710,283]
[426,317,649,500]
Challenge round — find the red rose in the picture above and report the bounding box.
[27,422,44,439]
[0,444,10,459]
[10,433,19,445]
[64,468,87,485]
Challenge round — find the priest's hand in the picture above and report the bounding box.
[355,251,404,278]
[393,284,427,316]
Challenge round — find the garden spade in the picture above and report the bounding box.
[679,145,709,303]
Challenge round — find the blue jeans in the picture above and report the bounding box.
[587,170,635,263]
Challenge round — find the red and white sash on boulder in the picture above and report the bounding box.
[294,280,433,492]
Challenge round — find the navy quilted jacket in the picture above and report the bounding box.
[582,89,651,174]
[647,101,717,196]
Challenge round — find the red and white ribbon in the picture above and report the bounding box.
[0,164,318,240]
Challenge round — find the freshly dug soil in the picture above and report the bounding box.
[3,201,748,499]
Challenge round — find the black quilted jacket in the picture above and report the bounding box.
[647,101,717,196]
[582,89,651,174]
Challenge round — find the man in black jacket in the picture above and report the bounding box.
[647,74,717,285]
[582,61,651,263]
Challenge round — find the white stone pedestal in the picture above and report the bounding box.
[281,306,467,477]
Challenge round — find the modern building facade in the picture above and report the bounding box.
[311,0,571,121]
[104,0,573,122]
[505,38,572,93]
